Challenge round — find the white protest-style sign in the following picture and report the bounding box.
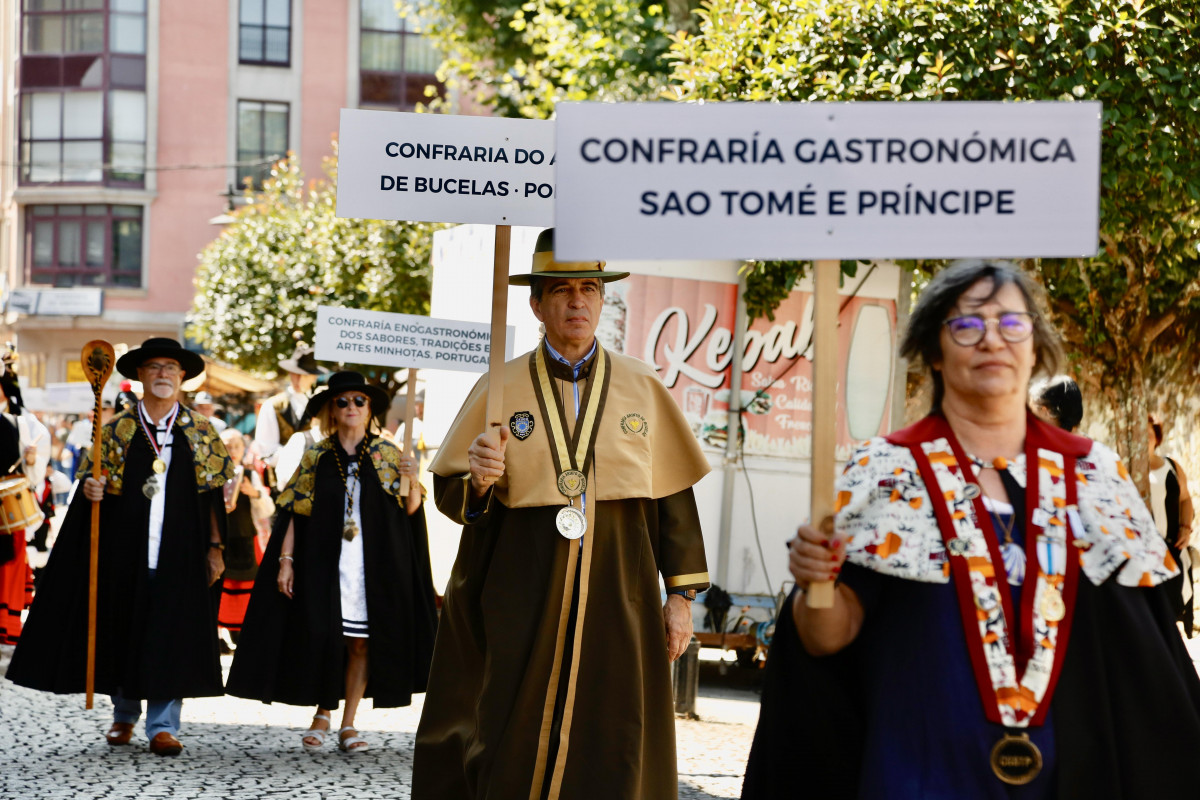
[554,101,1102,260]
[336,109,556,227]
[315,306,514,373]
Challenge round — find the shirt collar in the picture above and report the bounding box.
[544,338,597,379]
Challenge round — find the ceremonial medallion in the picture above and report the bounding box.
[343,521,359,542]
[509,411,536,441]
[962,483,982,500]
[990,733,1043,785]
[152,458,166,474]
[555,505,587,539]
[142,476,161,499]
[557,469,586,498]
[947,537,970,556]
[1040,587,1066,622]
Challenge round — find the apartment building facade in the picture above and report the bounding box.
[0,0,443,387]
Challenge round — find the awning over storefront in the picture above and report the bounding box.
[198,356,277,396]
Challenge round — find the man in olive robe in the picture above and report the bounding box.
[413,230,711,800]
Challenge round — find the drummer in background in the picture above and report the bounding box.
[0,345,51,672]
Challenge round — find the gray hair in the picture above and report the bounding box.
[900,260,1063,412]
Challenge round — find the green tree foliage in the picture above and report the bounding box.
[669,0,1200,491]
[189,148,437,391]
[412,0,699,119]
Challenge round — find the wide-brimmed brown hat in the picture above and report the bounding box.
[304,371,390,420]
[279,344,329,375]
[116,338,205,381]
[508,228,628,286]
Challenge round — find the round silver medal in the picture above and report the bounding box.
[142,476,161,499]
[555,505,587,540]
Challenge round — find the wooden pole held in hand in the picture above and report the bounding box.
[483,226,511,452]
[80,340,115,709]
[399,368,418,496]
[806,262,840,609]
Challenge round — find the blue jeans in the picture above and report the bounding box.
[111,692,182,740]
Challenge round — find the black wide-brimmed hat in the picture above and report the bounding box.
[305,371,390,419]
[116,337,205,381]
[279,344,329,375]
[508,228,629,286]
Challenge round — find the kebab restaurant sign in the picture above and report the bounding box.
[596,272,900,460]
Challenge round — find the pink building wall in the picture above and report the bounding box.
[301,0,350,180]
[109,1,230,314]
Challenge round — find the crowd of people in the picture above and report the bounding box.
[1,241,1198,800]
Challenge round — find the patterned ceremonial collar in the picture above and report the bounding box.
[76,405,234,495]
[275,435,409,517]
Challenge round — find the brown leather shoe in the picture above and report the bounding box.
[106,722,134,746]
[149,731,183,756]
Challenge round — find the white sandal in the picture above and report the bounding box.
[301,714,331,751]
[338,726,368,753]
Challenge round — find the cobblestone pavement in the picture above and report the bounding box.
[0,656,759,800]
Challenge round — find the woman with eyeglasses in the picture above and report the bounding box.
[227,371,438,754]
[742,261,1200,799]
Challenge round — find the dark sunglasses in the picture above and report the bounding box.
[335,395,368,409]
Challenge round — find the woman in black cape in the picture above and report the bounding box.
[227,371,437,753]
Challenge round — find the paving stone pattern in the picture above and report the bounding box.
[0,658,759,800]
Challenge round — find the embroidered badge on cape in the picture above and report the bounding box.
[510,411,535,440]
[620,413,648,437]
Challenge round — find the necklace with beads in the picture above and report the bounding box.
[330,438,367,541]
[968,454,1025,585]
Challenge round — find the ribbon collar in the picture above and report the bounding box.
[890,412,1085,729]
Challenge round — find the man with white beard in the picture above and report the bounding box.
[7,338,234,756]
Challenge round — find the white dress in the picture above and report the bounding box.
[339,461,368,638]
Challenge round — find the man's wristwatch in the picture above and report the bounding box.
[208,541,224,551]
[670,589,697,601]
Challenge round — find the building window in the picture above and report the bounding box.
[359,0,443,110]
[239,0,291,66]
[237,100,289,188]
[18,0,147,186]
[25,204,144,288]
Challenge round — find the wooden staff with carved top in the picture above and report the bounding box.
[81,340,114,709]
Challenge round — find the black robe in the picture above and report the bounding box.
[741,577,1200,799]
[225,443,438,709]
[7,434,227,700]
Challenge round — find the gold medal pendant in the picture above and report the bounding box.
[152,458,166,474]
[343,520,358,542]
[1041,586,1066,622]
[990,732,1043,785]
[556,505,587,540]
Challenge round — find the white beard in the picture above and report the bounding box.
[149,382,175,399]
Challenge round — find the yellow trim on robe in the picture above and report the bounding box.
[665,571,710,589]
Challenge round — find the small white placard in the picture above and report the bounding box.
[315,306,514,373]
[336,109,556,226]
[5,288,103,316]
[554,101,1101,260]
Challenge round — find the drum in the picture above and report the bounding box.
[0,475,44,534]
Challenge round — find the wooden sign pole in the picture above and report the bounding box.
[81,340,115,708]
[484,226,512,446]
[806,261,840,609]
[399,368,418,496]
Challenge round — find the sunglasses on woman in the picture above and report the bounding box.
[335,395,368,409]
